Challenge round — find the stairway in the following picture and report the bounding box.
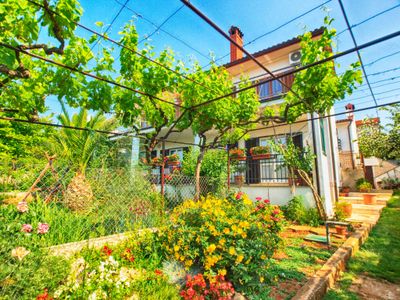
[338,192,392,225]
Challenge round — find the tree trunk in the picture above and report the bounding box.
[194,146,206,201]
[297,169,327,220]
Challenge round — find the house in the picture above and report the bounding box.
[132,26,341,216]
[337,109,400,189]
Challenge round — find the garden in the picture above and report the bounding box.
[1,189,342,300]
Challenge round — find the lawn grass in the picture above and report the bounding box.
[324,190,400,299]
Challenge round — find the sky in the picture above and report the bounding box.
[45,0,400,125]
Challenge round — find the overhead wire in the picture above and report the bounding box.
[0,43,185,109]
[203,0,333,68]
[338,0,378,117]
[26,0,213,93]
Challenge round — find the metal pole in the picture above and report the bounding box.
[161,139,166,198]
[227,146,231,191]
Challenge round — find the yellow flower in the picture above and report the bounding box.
[218,269,227,276]
[239,221,250,229]
[219,238,226,246]
[11,247,30,261]
[185,260,193,267]
[223,228,230,234]
[207,244,216,254]
[260,276,264,283]
[174,245,180,252]
[235,254,244,264]
[261,254,266,260]
[229,247,236,255]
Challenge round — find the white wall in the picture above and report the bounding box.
[239,186,314,208]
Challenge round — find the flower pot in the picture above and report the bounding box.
[167,161,180,166]
[251,153,271,160]
[335,225,347,235]
[342,187,351,193]
[234,175,244,185]
[342,203,352,217]
[231,156,246,161]
[339,192,349,197]
[363,194,376,205]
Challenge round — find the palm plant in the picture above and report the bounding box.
[53,104,117,211]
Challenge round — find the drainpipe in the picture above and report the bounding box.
[311,115,321,196]
[347,121,355,169]
[328,116,339,202]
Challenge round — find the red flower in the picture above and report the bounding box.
[154,269,163,276]
[36,289,52,300]
[256,197,262,201]
[272,208,280,215]
[235,192,243,200]
[264,199,270,204]
[101,245,113,256]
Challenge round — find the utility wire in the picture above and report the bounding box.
[203,0,332,68]
[138,4,184,44]
[364,50,400,67]
[0,43,185,109]
[181,0,309,111]
[189,29,400,109]
[112,0,210,60]
[90,0,130,50]
[338,0,378,118]
[337,3,400,36]
[26,0,212,93]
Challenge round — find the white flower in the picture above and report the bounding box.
[11,247,30,261]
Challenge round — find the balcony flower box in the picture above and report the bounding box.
[229,148,246,161]
[166,154,180,166]
[250,146,271,160]
[151,156,164,167]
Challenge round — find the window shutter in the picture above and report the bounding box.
[245,138,260,184]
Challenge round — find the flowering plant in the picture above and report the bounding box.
[228,148,246,160]
[250,146,271,155]
[159,193,284,291]
[180,273,234,300]
[166,154,180,162]
[151,156,164,165]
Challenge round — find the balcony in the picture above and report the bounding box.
[230,155,290,185]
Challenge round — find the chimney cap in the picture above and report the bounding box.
[229,26,244,38]
[345,103,355,110]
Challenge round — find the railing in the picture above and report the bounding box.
[230,155,289,185]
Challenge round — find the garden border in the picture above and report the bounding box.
[293,221,376,299]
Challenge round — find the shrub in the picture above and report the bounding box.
[282,196,322,227]
[158,193,284,292]
[356,178,372,192]
[180,274,235,300]
[249,146,270,155]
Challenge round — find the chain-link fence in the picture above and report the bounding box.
[0,159,218,299]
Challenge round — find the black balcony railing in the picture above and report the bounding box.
[230,155,289,185]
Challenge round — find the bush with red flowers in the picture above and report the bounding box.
[180,274,235,300]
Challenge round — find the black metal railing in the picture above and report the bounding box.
[230,155,289,185]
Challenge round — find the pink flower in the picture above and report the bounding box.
[235,192,243,200]
[264,199,270,204]
[256,197,262,201]
[37,223,49,234]
[21,224,33,233]
[17,201,29,213]
[272,209,280,215]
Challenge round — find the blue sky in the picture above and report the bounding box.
[46,0,400,125]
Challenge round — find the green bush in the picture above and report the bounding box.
[158,193,284,293]
[282,196,322,227]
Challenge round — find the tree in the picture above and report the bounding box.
[179,63,259,199]
[52,104,117,211]
[276,19,362,219]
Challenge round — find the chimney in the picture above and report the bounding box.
[229,26,244,62]
[345,103,355,120]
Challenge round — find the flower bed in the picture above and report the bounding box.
[0,192,339,299]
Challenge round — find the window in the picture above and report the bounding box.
[258,79,283,99]
[169,148,184,161]
[320,118,326,155]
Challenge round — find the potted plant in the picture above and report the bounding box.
[166,154,180,166]
[229,148,246,161]
[336,202,352,218]
[233,164,247,186]
[334,204,350,235]
[250,146,271,160]
[341,186,351,194]
[151,156,164,167]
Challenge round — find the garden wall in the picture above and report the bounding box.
[240,186,314,207]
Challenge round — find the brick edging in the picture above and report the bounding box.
[292,222,374,300]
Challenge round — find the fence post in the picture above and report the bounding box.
[161,139,166,199]
[227,145,230,192]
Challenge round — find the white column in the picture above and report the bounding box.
[131,137,140,166]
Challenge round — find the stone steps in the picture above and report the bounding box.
[351,204,385,216]
[348,192,392,198]
[338,196,389,205]
[346,213,380,225]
